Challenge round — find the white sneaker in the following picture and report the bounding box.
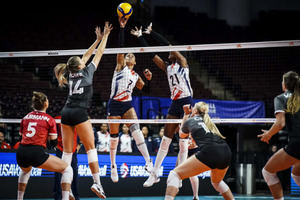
[143,172,160,187]
[145,160,153,173]
[90,183,106,199]
[110,165,119,183]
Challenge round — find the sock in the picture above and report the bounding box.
[189,176,199,198]
[92,172,101,185]
[132,129,151,163]
[153,136,172,173]
[110,137,119,166]
[17,191,24,200]
[62,191,69,200]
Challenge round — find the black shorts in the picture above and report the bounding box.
[284,139,300,160]
[195,142,232,169]
[61,106,89,126]
[107,99,132,116]
[16,144,49,168]
[168,96,193,118]
[188,147,200,157]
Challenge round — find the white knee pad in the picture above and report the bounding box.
[62,152,73,165]
[211,180,229,194]
[160,136,172,152]
[87,148,98,164]
[167,170,181,188]
[292,174,300,186]
[110,137,119,150]
[18,169,32,184]
[262,168,280,186]
[61,165,73,184]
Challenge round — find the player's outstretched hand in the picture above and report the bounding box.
[257,129,272,144]
[183,104,192,115]
[103,21,113,36]
[143,22,152,34]
[143,68,152,80]
[130,26,142,37]
[95,26,103,41]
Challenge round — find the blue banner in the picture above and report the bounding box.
[132,96,265,119]
[0,152,211,179]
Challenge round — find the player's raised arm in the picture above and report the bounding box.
[92,22,113,68]
[136,69,152,91]
[116,17,128,72]
[130,24,167,72]
[170,51,188,67]
[81,27,103,64]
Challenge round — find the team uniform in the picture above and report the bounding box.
[166,62,193,117]
[181,116,231,169]
[107,66,139,116]
[61,62,96,126]
[274,91,300,160]
[96,131,110,152]
[17,111,57,168]
[119,133,133,152]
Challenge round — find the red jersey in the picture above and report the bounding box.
[0,142,11,149]
[20,111,57,148]
[55,116,78,153]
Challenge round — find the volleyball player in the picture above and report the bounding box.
[17,92,73,200]
[258,71,300,200]
[107,17,153,183]
[131,23,193,187]
[165,102,234,200]
[54,22,112,198]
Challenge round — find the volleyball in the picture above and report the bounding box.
[117,3,133,19]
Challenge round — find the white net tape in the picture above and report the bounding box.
[0,40,299,58]
[0,118,275,124]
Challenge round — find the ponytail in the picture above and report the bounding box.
[287,76,300,114]
[195,101,226,139]
[32,91,48,111]
[54,63,68,87]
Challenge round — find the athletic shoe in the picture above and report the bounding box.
[143,171,160,187]
[90,183,106,199]
[193,197,199,200]
[110,164,119,183]
[145,159,153,173]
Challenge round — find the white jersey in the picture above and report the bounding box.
[110,66,139,102]
[96,131,110,152]
[167,62,193,100]
[119,133,132,153]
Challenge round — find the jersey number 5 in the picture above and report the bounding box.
[69,80,84,95]
[170,74,180,86]
[26,122,37,137]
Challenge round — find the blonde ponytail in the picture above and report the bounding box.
[54,63,68,87]
[195,101,226,139]
[287,76,300,114]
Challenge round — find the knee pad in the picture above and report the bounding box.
[62,152,73,165]
[167,170,181,188]
[160,136,172,152]
[129,123,140,133]
[211,180,229,194]
[262,168,280,186]
[61,165,73,184]
[292,174,300,186]
[87,148,98,164]
[18,169,32,184]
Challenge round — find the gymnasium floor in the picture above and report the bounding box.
[25,195,300,200]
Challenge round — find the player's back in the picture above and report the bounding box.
[20,111,57,148]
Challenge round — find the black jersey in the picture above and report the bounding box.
[181,116,225,148]
[65,62,96,108]
[274,91,300,140]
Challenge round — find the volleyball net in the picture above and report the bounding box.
[0,40,299,145]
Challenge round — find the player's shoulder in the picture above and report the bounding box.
[275,91,291,101]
